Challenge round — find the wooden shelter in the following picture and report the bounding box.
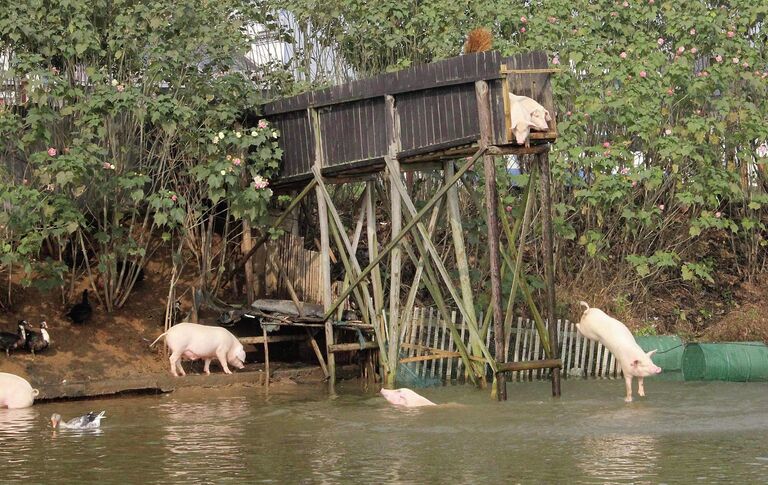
[240,50,561,399]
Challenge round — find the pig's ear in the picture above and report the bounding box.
[631,359,640,368]
[646,349,658,358]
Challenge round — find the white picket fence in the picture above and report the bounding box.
[399,307,620,383]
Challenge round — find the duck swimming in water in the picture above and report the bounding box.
[50,411,105,430]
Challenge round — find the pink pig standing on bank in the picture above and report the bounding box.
[0,372,39,409]
[150,323,246,377]
[577,302,662,402]
[380,388,436,407]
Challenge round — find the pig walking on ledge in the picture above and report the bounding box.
[577,302,662,403]
[150,323,246,377]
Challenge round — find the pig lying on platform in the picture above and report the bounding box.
[577,302,661,402]
[380,388,436,407]
[0,372,39,409]
[150,323,246,377]
[508,93,552,144]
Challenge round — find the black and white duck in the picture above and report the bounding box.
[24,321,50,355]
[0,321,27,356]
[66,289,93,324]
[50,411,105,430]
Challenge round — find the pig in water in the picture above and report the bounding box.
[150,323,246,377]
[0,372,39,409]
[577,302,661,402]
[380,388,436,408]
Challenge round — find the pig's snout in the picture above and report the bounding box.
[653,365,662,374]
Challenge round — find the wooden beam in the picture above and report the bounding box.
[306,329,329,379]
[495,359,562,373]
[328,341,379,353]
[239,334,307,344]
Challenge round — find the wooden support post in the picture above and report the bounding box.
[366,181,386,382]
[310,107,335,388]
[263,326,270,387]
[476,80,506,399]
[306,329,329,379]
[385,94,402,386]
[538,149,561,397]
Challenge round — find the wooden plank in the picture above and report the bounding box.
[238,334,307,345]
[328,341,379,353]
[438,314,448,380]
[496,359,562,373]
[446,311,456,381]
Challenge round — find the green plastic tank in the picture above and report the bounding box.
[635,335,684,372]
[682,342,768,382]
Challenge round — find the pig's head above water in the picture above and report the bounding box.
[228,344,247,370]
[380,388,436,408]
[628,349,662,377]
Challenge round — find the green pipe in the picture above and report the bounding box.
[682,342,768,382]
[635,335,684,372]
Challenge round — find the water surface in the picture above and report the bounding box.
[1,379,766,484]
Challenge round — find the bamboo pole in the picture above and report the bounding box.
[475,80,506,400]
[538,150,561,396]
[309,107,335,388]
[384,155,496,377]
[322,145,488,320]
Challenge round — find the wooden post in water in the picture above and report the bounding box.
[385,95,402,386]
[538,149,561,397]
[476,80,506,400]
[309,107,335,389]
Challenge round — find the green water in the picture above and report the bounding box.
[1,379,767,484]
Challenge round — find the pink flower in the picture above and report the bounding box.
[547,16,558,24]
[566,111,572,116]
[610,11,618,17]
[520,16,528,23]
[702,71,709,77]
[742,61,749,68]
[258,119,268,129]
[620,167,630,175]
[667,87,674,95]
[639,70,647,78]
[657,38,665,46]
[233,158,242,166]
[102,162,112,169]
[665,128,672,135]
[171,195,177,202]
[252,175,270,190]
[658,204,665,211]
[648,0,654,4]
[689,28,696,35]
[714,55,723,63]
[732,57,739,64]
[715,211,722,218]
[690,47,698,54]
[631,181,638,187]
[603,141,611,148]
[47,147,57,157]
[726,31,735,38]
[22,179,28,185]
[552,56,560,65]
[520,27,526,33]
[622,0,629,6]
[620,51,627,59]
[505,206,513,212]
[116,84,125,92]
[757,143,768,158]
[677,46,685,54]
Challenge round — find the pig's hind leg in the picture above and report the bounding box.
[169,351,186,377]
